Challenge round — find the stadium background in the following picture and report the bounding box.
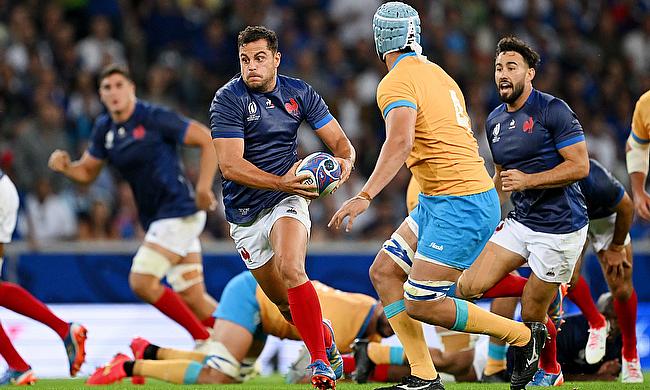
[0,0,650,379]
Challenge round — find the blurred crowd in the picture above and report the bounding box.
[1,0,649,246]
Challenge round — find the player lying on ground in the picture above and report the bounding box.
[0,171,86,385]
[87,271,380,385]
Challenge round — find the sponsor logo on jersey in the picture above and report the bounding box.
[429,242,444,251]
[265,99,275,109]
[286,207,297,215]
[508,119,516,129]
[492,122,501,143]
[247,101,260,122]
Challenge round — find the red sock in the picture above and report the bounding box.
[567,276,606,329]
[0,321,30,371]
[0,282,69,339]
[370,364,389,381]
[343,355,355,375]
[482,274,527,298]
[614,290,638,360]
[153,287,209,340]
[287,281,328,363]
[539,317,560,374]
[201,316,215,329]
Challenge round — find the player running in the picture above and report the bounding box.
[49,65,219,352]
[209,26,355,389]
[329,3,542,390]
[0,170,86,385]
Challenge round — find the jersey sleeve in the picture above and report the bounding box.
[590,161,626,209]
[210,88,245,139]
[376,74,417,119]
[150,105,191,143]
[631,94,650,144]
[87,117,108,160]
[546,98,585,150]
[300,82,333,130]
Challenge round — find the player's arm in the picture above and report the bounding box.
[501,141,589,191]
[48,150,104,184]
[626,99,650,220]
[602,190,634,278]
[493,164,511,204]
[183,120,218,210]
[329,107,415,231]
[314,118,355,186]
[213,138,317,199]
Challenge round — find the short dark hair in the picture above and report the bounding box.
[496,36,540,69]
[237,25,278,53]
[98,64,132,84]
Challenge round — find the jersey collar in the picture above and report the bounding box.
[390,52,417,71]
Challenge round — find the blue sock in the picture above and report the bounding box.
[450,298,469,331]
[384,300,406,319]
[488,342,508,361]
[183,361,203,384]
[389,346,405,365]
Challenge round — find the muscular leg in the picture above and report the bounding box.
[600,243,637,360]
[129,242,209,341]
[173,252,218,326]
[369,220,438,380]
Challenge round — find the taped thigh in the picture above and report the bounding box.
[381,232,415,274]
[403,277,455,302]
[166,263,204,292]
[130,246,172,279]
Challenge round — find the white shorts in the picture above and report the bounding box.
[588,214,631,253]
[0,176,19,243]
[229,196,311,270]
[489,218,588,283]
[144,211,206,256]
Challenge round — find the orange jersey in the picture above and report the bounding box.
[406,175,420,212]
[256,282,379,354]
[376,53,493,196]
[631,90,650,141]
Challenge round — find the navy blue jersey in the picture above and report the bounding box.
[579,159,625,220]
[506,314,621,376]
[88,101,197,229]
[210,74,333,224]
[486,89,588,233]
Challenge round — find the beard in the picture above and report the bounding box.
[499,80,525,104]
[245,75,273,93]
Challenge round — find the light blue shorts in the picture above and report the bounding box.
[409,188,500,270]
[214,271,261,336]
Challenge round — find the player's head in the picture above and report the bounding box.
[238,26,281,92]
[494,36,540,104]
[98,64,136,115]
[372,2,421,61]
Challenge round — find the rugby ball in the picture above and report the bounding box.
[296,152,341,197]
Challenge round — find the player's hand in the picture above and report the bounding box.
[334,158,353,191]
[632,191,650,221]
[602,246,629,280]
[48,149,71,173]
[500,169,530,191]
[195,185,217,211]
[328,196,370,232]
[278,161,319,200]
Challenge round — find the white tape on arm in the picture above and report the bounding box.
[626,133,650,175]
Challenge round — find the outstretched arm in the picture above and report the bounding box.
[48,150,104,184]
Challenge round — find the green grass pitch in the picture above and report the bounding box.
[27,374,649,389]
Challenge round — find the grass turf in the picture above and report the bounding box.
[26,374,649,389]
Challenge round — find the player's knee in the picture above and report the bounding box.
[277,260,307,287]
[128,273,162,302]
[166,263,204,292]
[455,272,481,300]
[610,282,633,301]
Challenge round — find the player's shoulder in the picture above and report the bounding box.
[637,89,650,105]
[278,74,313,95]
[587,158,618,184]
[533,90,570,115]
[486,103,507,124]
[214,75,248,102]
[93,112,112,132]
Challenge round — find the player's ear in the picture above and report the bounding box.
[274,51,281,68]
[527,67,536,82]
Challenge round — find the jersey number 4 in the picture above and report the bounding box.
[449,90,473,135]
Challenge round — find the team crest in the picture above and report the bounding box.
[284,98,300,116]
[133,125,146,140]
[523,116,534,133]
